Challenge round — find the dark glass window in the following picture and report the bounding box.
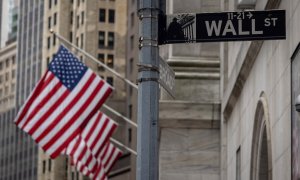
[49,0,52,9]
[69,31,73,42]
[48,159,51,172]
[99,9,106,22]
[42,160,46,174]
[80,33,84,48]
[130,35,134,50]
[107,77,113,86]
[98,31,105,48]
[53,13,57,25]
[48,16,51,29]
[77,15,79,28]
[53,34,56,45]
[47,37,51,49]
[81,11,84,24]
[108,9,115,23]
[108,32,114,49]
[70,11,73,24]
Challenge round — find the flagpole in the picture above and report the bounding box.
[51,30,138,129]
[137,0,160,179]
[103,104,138,128]
[110,138,137,156]
[50,30,138,90]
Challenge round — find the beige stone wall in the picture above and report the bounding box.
[221,0,300,180]
[0,42,16,112]
[158,0,222,180]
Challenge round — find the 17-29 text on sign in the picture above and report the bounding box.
[196,10,286,42]
[160,10,286,44]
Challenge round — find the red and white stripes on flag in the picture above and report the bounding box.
[81,112,117,158]
[14,45,113,158]
[68,139,122,180]
[65,111,122,180]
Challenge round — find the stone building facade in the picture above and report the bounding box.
[221,0,298,180]
[0,42,16,112]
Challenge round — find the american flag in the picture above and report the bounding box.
[65,111,121,180]
[67,138,122,180]
[14,45,113,158]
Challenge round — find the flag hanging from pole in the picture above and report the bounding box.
[67,138,122,180]
[64,111,122,179]
[14,45,113,158]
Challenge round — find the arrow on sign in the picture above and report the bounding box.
[247,12,253,19]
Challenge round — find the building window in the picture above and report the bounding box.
[108,32,114,49]
[48,159,51,172]
[129,104,132,119]
[69,31,73,42]
[42,160,46,174]
[6,59,9,67]
[77,0,80,6]
[130,35,134,50]
[54,0,57,5]
[0,75,2,84]
[98,31,105,48]
[76,37,79,46]
[48,16,51,29]
[128,128,132,143]
[47,37,51,49]
[12,70,15,78]
[70,11,73,24]
[5,86,8,95]
[131,12,135,27]
[77,15,80,28]
[236,147,241,180]
[81,11,84,24]
[53,34,56,45]
[5,72,9,81]
[80,33,84,48]
[99,9,106,22]
[54,13,57,25]
[129,58,134,73]
[108,9,115,23]
[0,62,2,70]
[76,172,79,180]
[107,54,114,68]
[98,54,105,71]
[49,0,52,9]
[107,77,113,86]
[12,56,15,64]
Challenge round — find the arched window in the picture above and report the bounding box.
[250,93,272,180]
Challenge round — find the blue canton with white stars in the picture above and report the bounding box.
[48,45,88,91]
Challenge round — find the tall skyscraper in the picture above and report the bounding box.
[0,0,18,48]
[12,0,45,180]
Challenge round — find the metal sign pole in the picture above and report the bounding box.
[137,0,160,179]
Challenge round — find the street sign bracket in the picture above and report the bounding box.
[137,77,159,83]
[137,63,159,72]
